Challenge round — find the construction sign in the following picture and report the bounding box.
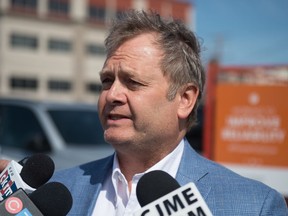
[214,84,288,167]
[204,63,288,197]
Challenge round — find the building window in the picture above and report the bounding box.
[48,0,69,16]
[48,80,72,92]
[86,83,102,94]
[48,39,72,52]
[88,6,105,22]
[86,44,106,56]
[10,34,38,50]
[10,77,38,90]
[10,0,37,12]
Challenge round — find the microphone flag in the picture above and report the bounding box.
[0,189,44,216]
[0,161,34,201]
[134,182,213,216]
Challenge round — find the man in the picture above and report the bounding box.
[4,10,287,215]
[49,10,288,215]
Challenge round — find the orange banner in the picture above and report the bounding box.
[214,84,288,167]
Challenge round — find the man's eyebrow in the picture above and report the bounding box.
[99,69,111,77]
[121,69,135,78]
[100,67,136,77]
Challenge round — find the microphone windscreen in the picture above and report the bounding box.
[29,182,73,216]
[20,154,55,188]
[136,170,180,207]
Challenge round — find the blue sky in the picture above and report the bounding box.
[190,0,288,66]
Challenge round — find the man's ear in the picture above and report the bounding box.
[177,84,199,119]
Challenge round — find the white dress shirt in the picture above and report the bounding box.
[92,140,184,216]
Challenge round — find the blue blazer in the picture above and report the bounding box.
[51,141,288,215]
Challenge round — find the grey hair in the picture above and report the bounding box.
[104,10,205,129]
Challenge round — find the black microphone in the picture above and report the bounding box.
[29,182,73,216]
[0,182,73,216]
[134,170,213,216]
[0,154,55,201]
[20,154,55,188]
[136,170,180,207]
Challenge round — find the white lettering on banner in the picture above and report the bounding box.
[221,128,285,143]
[220,108,286,144]
[226,116,280,128]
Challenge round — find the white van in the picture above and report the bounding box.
[0,98,114,170]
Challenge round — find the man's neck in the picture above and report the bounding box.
[115,139,185,191]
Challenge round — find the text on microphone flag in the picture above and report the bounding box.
[134,182,213,216]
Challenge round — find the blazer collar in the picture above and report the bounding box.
[77,154,114,215]
[176,140,211,199]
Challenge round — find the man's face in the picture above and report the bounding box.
[98,33,181,154]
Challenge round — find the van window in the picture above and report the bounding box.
[48,109,106,145]
[0,105,51,152]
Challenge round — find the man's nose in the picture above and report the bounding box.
[106,81,127,105]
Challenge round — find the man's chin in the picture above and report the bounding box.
[104,128,132,142]
[104,134,130,146]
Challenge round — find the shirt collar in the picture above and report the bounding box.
[112,139,185,189]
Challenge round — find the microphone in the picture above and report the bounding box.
[137,170,180,207]
[0,154,55,201]
[0,182,73,216]
[135,170,213,216]
[29,182,73,216]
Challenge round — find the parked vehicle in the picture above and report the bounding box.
[0,98,114,170]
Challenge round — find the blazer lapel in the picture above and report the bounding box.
[72,155,114,215]
[175,140,211,200]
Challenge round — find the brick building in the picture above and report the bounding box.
[0,0,193,103]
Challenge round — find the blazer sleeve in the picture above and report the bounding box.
[260,189,288,216]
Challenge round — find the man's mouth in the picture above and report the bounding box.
[107,114,129,120]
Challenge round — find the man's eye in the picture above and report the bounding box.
[128,79,140,85]
[101,78,113,89]
[101,77,114,83]
[127,79,142,88]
